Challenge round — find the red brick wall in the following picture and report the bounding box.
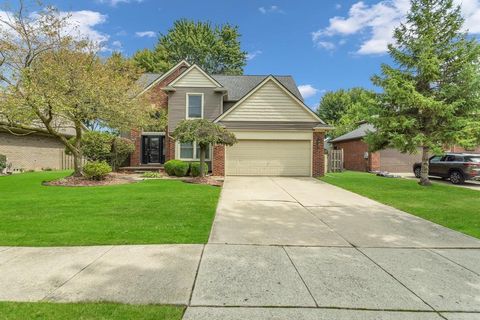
[312,132,325,177]
[166,133,175,161]
[447,145,480,153]
[212,144,225,176]
[130,129,142,166]
[333,139,370,172]
[129,62,189,166]
[369,151,381,171]
[333,139,382,172]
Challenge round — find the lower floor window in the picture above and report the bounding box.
[179,142,210,160]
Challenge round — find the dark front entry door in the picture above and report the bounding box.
[142,135,165,164]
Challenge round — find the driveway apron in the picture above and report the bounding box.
[188,176,480,319]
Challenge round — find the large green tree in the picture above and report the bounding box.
[316,88,378,137]
[368,0,480,186]
[133,19,247,75]
[0,2,151,176]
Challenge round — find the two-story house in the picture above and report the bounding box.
[129,60,331,177]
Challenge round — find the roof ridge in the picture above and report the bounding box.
[212,74,293,77]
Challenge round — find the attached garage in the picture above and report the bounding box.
[226,139,311,176]
[213,76,331,177]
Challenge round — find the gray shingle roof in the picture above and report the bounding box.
[331,123,376,143]
[136,73,164,90]
[137,72,303,102]
[211,75,303,101]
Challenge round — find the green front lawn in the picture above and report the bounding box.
[320,171,480,239]
[0,302,183,320]
[0,171,220,246]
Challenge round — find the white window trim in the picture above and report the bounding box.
[186,93,204,119]
[176,141,211,161]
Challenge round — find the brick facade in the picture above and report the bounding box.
[129,62,188,166]
[333,139,372,172]
[0,132,65,171]
[166,133,176,161]
[312,131,325,177]
[447,145,480,153]
[212,144,225,176]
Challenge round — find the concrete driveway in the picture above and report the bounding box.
[187,177,480,319]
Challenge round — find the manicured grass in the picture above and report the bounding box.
[0,171,220,246]
[320,171,480,239]
[0,301,183,320]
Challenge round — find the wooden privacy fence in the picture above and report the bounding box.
[327,149,344,172]
[60,151,87,170]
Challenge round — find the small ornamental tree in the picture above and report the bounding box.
[368,0,480,186]
[173,119,237,177]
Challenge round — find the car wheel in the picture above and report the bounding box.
[450,170,465,185]
[414,167,421,178]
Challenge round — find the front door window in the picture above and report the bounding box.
[142,135,165,164]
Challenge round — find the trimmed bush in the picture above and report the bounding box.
[173,161,189,177]
[0,154,6,171]
[83,161,112,181]
[164,160,182,176]
[190,162,208,177]
[111,137,135,170]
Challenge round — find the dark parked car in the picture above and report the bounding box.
[413,153,480,184]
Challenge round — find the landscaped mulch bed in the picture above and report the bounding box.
[44,173,140,187]
[183,176,223,187]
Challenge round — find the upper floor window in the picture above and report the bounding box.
[187,93,203,119]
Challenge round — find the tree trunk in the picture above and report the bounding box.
[199,146,206,178]
[419,146,431,186]
[72,124,84,177]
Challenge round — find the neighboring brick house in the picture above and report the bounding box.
[331,123,480,173]
[0,129,75,172]
[130,60,331,176]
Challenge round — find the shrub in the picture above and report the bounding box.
[67,131,113,161]
[0,154,6,171]
[142,171,161,178]
[190,162,208,177]
[164,160,182,176]
[111,137,135,170]
[83,161,112,180]
[173,161,189,177]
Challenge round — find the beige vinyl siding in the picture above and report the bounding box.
[226,140,311,176]
[172,67,217,87]
[221,80,317,122]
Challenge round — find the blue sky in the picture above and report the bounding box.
[19,0,480,108]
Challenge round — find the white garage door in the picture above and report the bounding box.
[226,140,311,176]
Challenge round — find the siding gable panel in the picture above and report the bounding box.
[221,80,318,122]
[172,67,217,87]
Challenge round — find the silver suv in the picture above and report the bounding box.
[413,153,480,184]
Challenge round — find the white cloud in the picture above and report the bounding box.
[312,0,480,55]
[63,11,109,44]
[246,50,262,60]
[112,40,122,47]
[135,31,156,38]
[315,41,336,50]
[0,9,110,51]
[97,0,143,7]
[259,5,284,14]
[335,3,342,10]
[298,84,319,99]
